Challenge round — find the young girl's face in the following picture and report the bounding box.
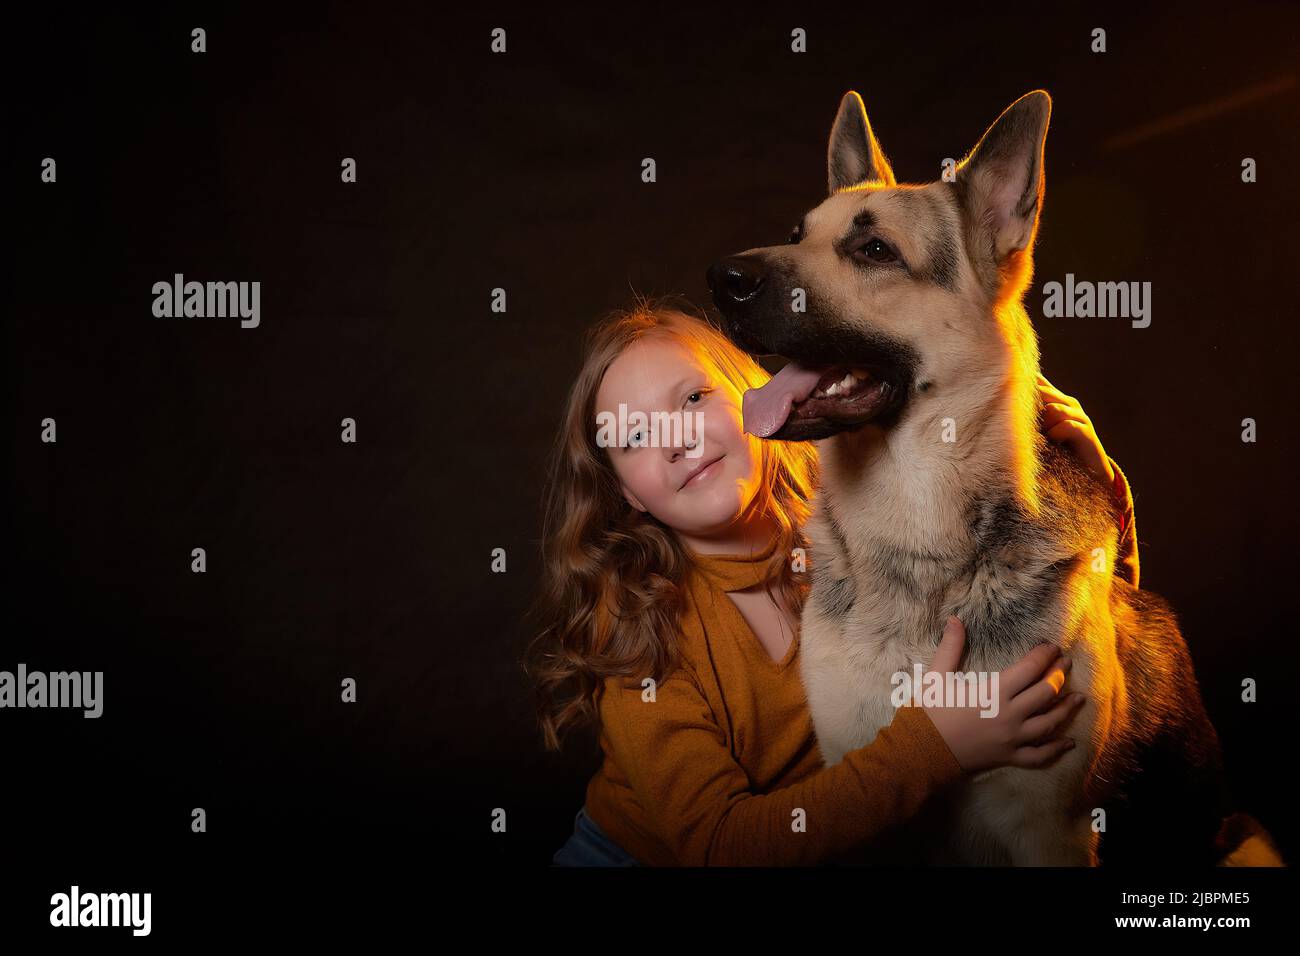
[595,336,765,542]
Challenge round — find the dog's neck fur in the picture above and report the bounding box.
[820,299,1046,562]
[812,297,1117,656]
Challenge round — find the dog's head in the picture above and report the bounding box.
[706,90,1051,441]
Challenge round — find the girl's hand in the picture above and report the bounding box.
[918,617,1085,774]
[1037,373,1115,485]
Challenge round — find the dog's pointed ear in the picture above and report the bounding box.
[954,90,1052,263]
[827,91,896,194]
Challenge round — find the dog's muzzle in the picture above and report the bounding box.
[705,254,916,441]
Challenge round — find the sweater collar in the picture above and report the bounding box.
[687,534,781,593]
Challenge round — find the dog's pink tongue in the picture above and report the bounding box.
[742,361,827,438]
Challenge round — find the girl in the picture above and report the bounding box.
[525,295,1139,867]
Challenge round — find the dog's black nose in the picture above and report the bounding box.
[706,256,766,308]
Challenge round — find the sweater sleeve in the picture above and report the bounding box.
[596,671,965,866]
[1108,456,1140,589]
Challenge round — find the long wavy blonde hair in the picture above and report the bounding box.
[522,294,820,752]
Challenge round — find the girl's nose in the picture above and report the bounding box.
[671,438,700,460]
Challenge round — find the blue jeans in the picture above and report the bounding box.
[552,806,642,866]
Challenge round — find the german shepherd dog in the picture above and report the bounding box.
[706,90,1231,865]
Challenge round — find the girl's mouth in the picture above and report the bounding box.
[679,455,725,490]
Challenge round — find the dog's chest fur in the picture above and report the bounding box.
[799,432,1118,769]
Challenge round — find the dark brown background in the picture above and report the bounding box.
[9,0,1299,876]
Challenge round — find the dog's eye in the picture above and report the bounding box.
[787,225,802,244]
[855,238,897,263]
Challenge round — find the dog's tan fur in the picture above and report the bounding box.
[709,90,1228,865]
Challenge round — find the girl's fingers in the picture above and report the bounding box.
[1041,402,1090,429]
[1017,692,1086,744]
[930,616,966,675]
[1046,419,1091,443]
[1008,656,1073,719]
[1036,381,1081,410]
[1037,378,1095,431]
[1041,401,1089,422]
[1000,642,1063,697]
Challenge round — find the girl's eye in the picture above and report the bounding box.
[854,237,897,264]
[620,392,709,452]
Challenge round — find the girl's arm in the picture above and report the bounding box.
[594,621,1078,866]
[594,668,963,866]
[1038,375,1140,589]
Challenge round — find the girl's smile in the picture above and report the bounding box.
[679,454,725,491]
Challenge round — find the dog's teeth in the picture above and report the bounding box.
[825,381,841,396]
[840,373,855,391]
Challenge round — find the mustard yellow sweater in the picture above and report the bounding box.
[584,460,1140,866]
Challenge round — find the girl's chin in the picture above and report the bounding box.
[674,494,747,528]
